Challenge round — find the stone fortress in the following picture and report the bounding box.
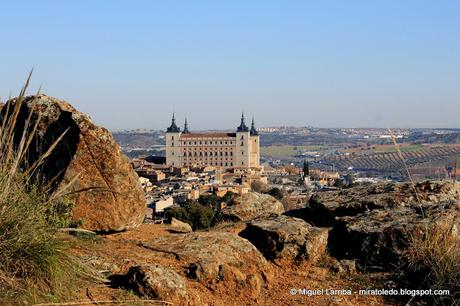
[165,113,260,169]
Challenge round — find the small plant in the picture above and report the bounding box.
[406,222,460,305]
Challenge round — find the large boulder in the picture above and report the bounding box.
[221,192,284,222]
[170,217,193,233]
[3,94,145,232]
[307,181,460,226]
[330,200,460,271]
[302,181,460,271]
[142,231,272,299]
[125,264,199,304]
[239,215,328,264]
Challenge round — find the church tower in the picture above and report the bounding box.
[165,113,181,167]
[235,112,250,168]
[249,117,260,167]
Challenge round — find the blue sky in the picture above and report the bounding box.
[1,1,459,130]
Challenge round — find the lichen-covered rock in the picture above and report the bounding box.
[2,94,145,232]
[239,215,328,263]
[170,217,193,233]
[143,231,272,298]
[307,181,460,226]
[330,201,460,270]
[302,181,460,271]
[221,192,284,222]
[125,264,199,304]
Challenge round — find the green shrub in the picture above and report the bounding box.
[45,196,76,228]
[267,187,284,201]
[189,202,214,230]
[165,203,215,230]
[165,206,191,225]
[198,194,220,209]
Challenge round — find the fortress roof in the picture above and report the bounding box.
[181,132,237,138]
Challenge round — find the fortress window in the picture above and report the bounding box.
[225,152,228,156]
[220,152,223,156]
[241,151,244,155]
[225,141,227,144]
[220,141,222,144]
[240,136,244,140]
[172,136,174,140]
[230,152,233,156]
[194,141,197,145]
[230,162,233,166]
[241,142,244,146]
[172,152,174,156]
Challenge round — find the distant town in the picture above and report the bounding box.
[117,116,460,223]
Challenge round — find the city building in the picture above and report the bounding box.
[165,113,260,169]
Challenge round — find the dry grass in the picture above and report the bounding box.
[0,72,83,303]
[407,223,460,305]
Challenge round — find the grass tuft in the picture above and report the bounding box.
[406,222,460,305]
[0,73,82,303]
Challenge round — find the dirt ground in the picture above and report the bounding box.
[68,224,395,306]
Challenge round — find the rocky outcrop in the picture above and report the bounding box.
[170,217,193,233]
[142,231,272,299]
[330,200,460,270]
[125,264,199,304]
[239,215,328,263]
[304,181,460,271]
[221,192,284,222]
[307,181,460,226]
[2,94,145,232]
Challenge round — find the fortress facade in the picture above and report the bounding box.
[165,113,260,169]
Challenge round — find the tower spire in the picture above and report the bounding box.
[166,113,180,133]
[237,112,249,132]
[183,117,190,133]
[250,116,259,135]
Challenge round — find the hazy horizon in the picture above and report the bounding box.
[112,124,460,133]
[1,1,459,130]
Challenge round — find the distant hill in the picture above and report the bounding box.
[113,132,165,148]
